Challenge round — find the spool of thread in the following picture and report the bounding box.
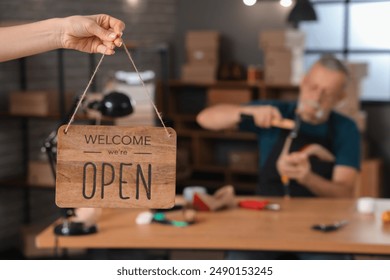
[247,65,262,83]
[357,197,376,214]
[183,186,207,203]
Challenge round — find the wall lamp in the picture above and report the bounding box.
[287,0,317,27]
[243,0,293,8]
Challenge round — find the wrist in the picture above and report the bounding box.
[239,106,253,116]
[237,106,254,123]
[299,170,315,186]
[47,18,64,49]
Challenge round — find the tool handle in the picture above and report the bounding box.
[271,118,295,130]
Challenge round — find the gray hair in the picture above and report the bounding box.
[317,54,349,77]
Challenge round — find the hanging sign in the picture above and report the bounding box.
[55,125,176,209]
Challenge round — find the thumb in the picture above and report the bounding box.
[271,107,282,120]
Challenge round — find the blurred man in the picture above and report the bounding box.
[197,55,360,198]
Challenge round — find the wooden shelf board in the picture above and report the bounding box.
[0,177,55,190]
[178,178,256,193]
[168,80,261,88]
[193,165,258,175]
[168,79,300,90]
[194,130,257,140]
[0,112,114,122]
[265,84,300,90]
[175,129,257,140]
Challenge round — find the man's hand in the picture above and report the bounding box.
[277,143,336,185]
[277,151,311,184]
[241,105,282,128]
[60,14,125,55]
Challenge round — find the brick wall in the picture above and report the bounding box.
[0,0,177,254]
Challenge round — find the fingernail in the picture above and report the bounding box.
[118,41,123,47]
[109,33,117,39]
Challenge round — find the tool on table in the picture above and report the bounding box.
[239,200,280,211]
[280,116,301,199]
[312,220,348,232]
[135,204,197,227]
[192,185,236,211]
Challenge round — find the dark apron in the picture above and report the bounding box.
[258,128,334,197]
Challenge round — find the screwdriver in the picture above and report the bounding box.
[280,116,301,199]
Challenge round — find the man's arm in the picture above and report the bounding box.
[196,104,283,131]
[302,165,358,198]
[277,151,358,198]
[196,104,242,130]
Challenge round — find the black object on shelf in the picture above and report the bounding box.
[87,91,134,117]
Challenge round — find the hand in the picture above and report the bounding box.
[241,105,282,128]
[277,151,311,184]
[59,14,125,55]
[301,144,335,162]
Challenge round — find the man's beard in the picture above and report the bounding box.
[298,100,325,123]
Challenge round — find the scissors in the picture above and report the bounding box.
[312,220,348,232]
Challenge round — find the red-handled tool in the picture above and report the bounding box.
[239,200,280,211]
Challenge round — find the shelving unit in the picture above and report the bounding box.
[0,50,74,225]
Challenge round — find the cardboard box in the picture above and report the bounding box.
[264,49,305,85]
[335,63,368,118]
[346,63,368,80]
[259,29,305,50]
[186,31,220,49]
[9,90,76,116]
[182,64,217,83]
[207,88,252,106]
[264,49,304,66]
[335,81,363,118]
[187,48,219,65]
[334,64,367,119]
[28,160,55,187]
[9,91,50,116]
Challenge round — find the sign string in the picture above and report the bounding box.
[64,42,170,137]
[64,54,105,134]
[122,43,170,137]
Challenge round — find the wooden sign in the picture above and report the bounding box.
[55,125,176,209]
